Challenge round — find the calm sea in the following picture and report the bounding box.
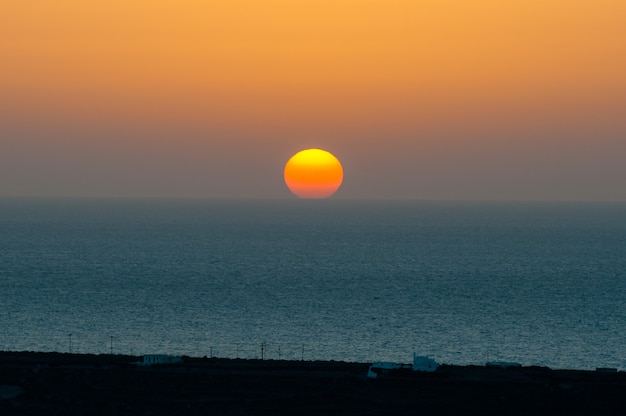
[1,199,625,370]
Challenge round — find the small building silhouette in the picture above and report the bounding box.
[412,354,439,372]
[367,354,439,378]
[137,354,183,366]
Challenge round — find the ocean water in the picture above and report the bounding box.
[1,199,625,370]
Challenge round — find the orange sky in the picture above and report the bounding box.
[1,1,625,199]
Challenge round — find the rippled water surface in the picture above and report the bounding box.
[1,199,625,369]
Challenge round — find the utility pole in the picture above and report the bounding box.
[261,342,265,360]
[69,334,72,354]
[110,336,113,355]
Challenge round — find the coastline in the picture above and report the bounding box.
[1,351,625,415]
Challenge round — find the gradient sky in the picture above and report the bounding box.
[2,1,625,200]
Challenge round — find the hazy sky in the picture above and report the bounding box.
[2,1,625,200]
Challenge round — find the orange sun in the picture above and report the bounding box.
[284,149,344,199]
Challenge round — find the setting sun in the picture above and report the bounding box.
[284,149,343,199]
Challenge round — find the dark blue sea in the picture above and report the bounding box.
[1,199,625,370]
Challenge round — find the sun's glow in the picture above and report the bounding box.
[284,149,343,199]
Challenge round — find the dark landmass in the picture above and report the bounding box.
[1,351,625,415]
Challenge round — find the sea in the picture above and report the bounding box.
[1,199,625,370]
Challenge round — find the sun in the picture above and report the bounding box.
[284,149,344,199]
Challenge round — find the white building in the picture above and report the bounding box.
[412,354,438,372]
[367,354,438,378]
[137,354,183,366]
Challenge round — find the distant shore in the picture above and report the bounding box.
[1,351,625,415]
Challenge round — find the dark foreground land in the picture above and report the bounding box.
[1,352,626,415]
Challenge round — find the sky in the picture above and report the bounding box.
[1,1,625,200]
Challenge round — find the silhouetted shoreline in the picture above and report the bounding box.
[1,351,625,415]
